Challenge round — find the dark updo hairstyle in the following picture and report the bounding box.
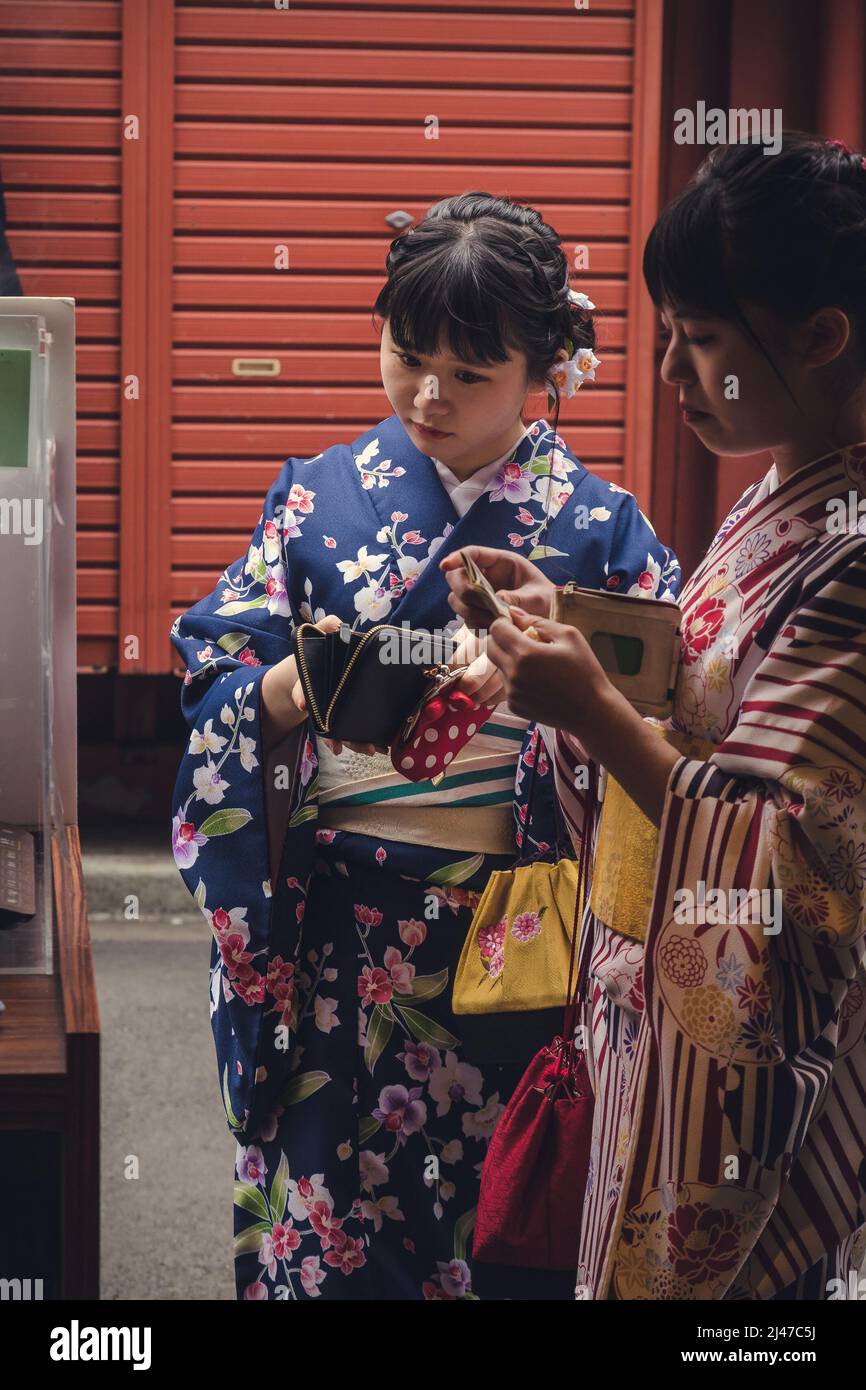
[643,132,866,405]
[372,191,597,447]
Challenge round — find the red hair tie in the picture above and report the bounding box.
[826,136,866,171]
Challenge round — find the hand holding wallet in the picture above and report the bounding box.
[550,584,682,718]
[291,620,466,747]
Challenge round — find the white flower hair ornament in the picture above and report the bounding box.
[545,287,601,413]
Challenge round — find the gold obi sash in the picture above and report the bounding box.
[589,727,716,943]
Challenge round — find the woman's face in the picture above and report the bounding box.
[378,317,544,473]
[659,301,806,456]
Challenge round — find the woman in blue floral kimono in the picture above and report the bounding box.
[170,191,680,1301]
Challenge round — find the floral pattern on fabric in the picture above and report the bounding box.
[565,444,866,1300]
[613,1183,774,1300]
[170,413,680,1298]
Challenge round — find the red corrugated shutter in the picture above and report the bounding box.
[1,0,123,669]
[3,0,660,674]
[169,0,645,676]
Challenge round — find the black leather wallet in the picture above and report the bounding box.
[291,622,461,745]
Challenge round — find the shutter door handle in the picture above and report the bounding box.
[232,358,281,377]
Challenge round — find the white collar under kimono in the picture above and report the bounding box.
[431,425,533,516]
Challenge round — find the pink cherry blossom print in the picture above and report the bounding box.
[358,966,393,1007]
[354,904,383,928]
[478,915,507,978]
[511,910,543,942]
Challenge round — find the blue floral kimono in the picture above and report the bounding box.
[170,414,680,1301]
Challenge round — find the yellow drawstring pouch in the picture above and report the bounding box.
[451,850,588,1064]
[450,740,597,1064]
[452,855,585,1015]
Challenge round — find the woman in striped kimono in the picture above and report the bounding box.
[169,192,679,1301]
[446,136,866,1299]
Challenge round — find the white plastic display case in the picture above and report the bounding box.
[0,299,77,974]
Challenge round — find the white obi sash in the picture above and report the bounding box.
[315,704,529,852]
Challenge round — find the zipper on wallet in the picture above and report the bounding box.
[326,623,336,703]
[296,624,465,737]
[321,622,401,732]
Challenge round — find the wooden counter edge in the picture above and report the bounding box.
[51,822,100,1299]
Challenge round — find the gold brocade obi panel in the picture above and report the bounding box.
[589,727,716,943]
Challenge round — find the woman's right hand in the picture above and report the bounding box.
[439,546,557,631]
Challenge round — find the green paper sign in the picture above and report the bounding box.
[0,348,31,468]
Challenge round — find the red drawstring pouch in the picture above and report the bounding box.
[390,681,498,783]
[472,1037,593,1270]
[472,766,598,1271]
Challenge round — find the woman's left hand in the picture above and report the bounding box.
[489,607,683,827]
[486,606,611,732]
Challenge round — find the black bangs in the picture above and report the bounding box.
[381,242,518,366]
[642,177,740,320]
[373,191,597,381]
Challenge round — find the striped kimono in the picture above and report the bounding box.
[169,413,679,1301]
[554,442,866,1300]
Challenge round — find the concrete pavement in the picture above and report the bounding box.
[82,824,236,1301]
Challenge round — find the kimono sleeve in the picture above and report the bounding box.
[604,550,866,1299]
[604,491,681,603]
[170,457,314,1143]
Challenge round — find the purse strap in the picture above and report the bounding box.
[557,760,599,1078]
